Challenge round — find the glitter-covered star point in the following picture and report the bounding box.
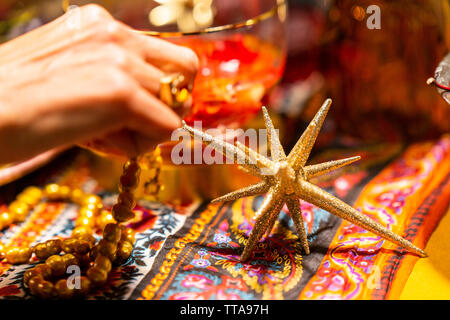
[182,99,427,261]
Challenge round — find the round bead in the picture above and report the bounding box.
[0,211,14,228]
[74,239,91,255]
[20,248,33,263]
[103,223,122,243]
[116,241,133,262]
[79,207,96,218]
[59,185,72,199]
[16,192,33,203]
[86,203,102,215]
[72,226,93,237]
[22,186,43,199]
[28,275,44,296]
[6,247,31,264]
[62,238,77,253]
[117,191,136,209]
[9,201,30,222]
[36,280,54,299]
[87,266,108,286]
[123,160,141,175]
[44,184,61,200]
[46,239,62,256]
[111,204,135,223]
[72,227,95,244]
[119,173,140,192]
[34,263,52,280]
[55,279,74,299]
[94,255,112,273]
[14,195,36,207]
[76,276,91,296]
[45,255,66,277]
[81,234,96,246]
[12,208,29,223]
[34,243,51,260]
[61,240,74,253]
[24,268,42,286]
[120,226,136,245]
[98,239,117,261]
[82,195,102,206]
[96,210,115,230]
[75,216,95,228]
[70,188,85,205]
[61,253,79,269]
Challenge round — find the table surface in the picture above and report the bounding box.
[400,206,450,299]
[1,144,447,300]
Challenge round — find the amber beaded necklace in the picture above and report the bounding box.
[0,158,140,299]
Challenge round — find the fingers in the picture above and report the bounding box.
[128,54,165,94]
[131,31,199,77]
[34,42,166,97]
[88,17,199,118]
[64,5,198,114]
[178,95,193,119]
[94,86,186,158]
[127,85,182,139]
[40,4,198,93]
[84,130,162,159]
[101,41,195,110]
[69,4,199,81]
[8,3,196,160]
[97,9,199,80]
[89,130,143,159]
[114,21,198,89]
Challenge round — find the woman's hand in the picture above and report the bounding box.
[0,4,198,163]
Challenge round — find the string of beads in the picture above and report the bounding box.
[0,158,140,299]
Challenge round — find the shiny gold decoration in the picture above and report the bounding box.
[138,147,164,201]
[149,0,215,34]
[182,99,427,261]
[139,0,287,37]
[159,73,192,109]
[64,0,286,37]
[0,186,44,230]
[0,159,140,299]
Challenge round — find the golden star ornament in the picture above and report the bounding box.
[181,99,427,261]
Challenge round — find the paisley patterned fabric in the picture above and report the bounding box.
[300,137,450,299]
[0,135,449,300]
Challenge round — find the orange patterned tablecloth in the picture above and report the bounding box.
[0,135,448,300]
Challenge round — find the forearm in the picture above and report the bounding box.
[0,74,122,164]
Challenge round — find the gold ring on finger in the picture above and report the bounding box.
[159,73,192,109]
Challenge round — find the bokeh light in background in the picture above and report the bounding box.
[0,0,448,143]
[149,0,214,32]
[279,0,449,148]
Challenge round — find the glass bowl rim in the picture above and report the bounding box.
[64,0,287,37]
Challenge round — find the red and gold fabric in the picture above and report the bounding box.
[1,134,447,300]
